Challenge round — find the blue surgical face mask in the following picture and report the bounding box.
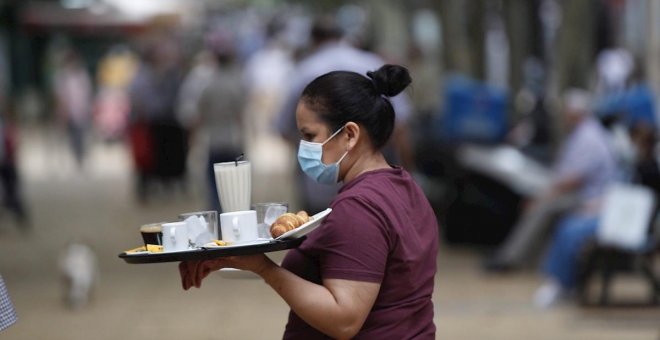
[298,126,349,184]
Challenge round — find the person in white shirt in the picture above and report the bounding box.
[276,16,414,213]
[53,50,92,168]
[485,89,618,276]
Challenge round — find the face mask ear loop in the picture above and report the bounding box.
[332,150,350,183]
[321,125,345,145]
[336,149,349,164]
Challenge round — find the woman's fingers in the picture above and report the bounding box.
[194,259,225,288]
[195,264,210,288]
[179,260,203,290]
[179,261,191,290]
[181,257,260,290]
[179,261,192,290]
[191,260,204,288]
[178,262,185,290]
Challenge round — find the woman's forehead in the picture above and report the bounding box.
[296,101,326,129]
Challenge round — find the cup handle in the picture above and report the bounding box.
[232,217,240,239]
[170,227,176,244]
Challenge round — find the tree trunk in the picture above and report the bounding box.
[437,0,486,80]
[465,0,486,80]
[552,0,595,92]
[503,0,536,94]
[547,0,596,143]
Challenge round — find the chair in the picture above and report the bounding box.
[576,184,660,306]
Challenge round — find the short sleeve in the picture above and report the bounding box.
[316,197,392,283]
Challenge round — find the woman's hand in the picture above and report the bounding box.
[178,253,275,290]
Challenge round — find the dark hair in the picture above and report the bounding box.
[300,64,412,149]
[310,16,343,45]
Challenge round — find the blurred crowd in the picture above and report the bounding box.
[21,8,428,214]
[0,1,659,314]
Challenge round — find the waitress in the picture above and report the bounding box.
[179,64,439,339]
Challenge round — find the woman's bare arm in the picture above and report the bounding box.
[180,255,380,339]
[260,261,380,339]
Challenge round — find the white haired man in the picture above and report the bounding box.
[485,89,619,279]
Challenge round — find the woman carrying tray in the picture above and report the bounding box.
[179,64,439,339]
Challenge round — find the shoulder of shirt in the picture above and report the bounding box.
[335,169,408,202]
[574,118,611,142]
[328,172,412,234]
[297,43,384,77]
[329,193,383,224]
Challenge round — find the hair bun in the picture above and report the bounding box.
[366,64,412,97]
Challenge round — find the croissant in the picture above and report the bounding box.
[296,210,310,223]
[270,211,311,238]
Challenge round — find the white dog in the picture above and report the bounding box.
[59,241,99,309]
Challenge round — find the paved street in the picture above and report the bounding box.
[0,126,658,340]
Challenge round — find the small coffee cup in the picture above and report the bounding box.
[162,222,189,252]
[140,222,164,248]
[220,210,259,243]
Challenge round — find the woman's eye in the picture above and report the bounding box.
[303,133,314,141]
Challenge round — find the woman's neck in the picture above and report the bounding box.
[343,149,390,183]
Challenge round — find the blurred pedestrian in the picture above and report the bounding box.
[0,104,29,228]
[242,17,295,204]
[53,50,93,168]
[182,30,246,213]
[0,275,17,331]
[276,15,414,213]
[485,89,618,272]
[129,38,185,201]
[94,45,137,142]
[629,123,660,194]
[243,18,294,138]
[176,50,217,132]
[508,57,553,164]
[595,48,634,96]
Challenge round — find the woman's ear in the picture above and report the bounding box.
[344,122,360,150]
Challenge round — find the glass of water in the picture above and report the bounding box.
[252,202,288,239]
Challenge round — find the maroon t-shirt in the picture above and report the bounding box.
[281,167,439,339]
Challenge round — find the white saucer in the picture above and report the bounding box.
[274,208,332,240]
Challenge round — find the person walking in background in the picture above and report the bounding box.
[129,37,185,202]
[0,275,17,331]
[0,103,29,228]
[242,18,296,205]
[180,65,439,339]
[276,15,414,213]
[485,89,619,272]
[181,29,246,213]
[242,18,294,140]
[629,123,660,194]
[53,49,93,169]
[94,45,137,142]
[176,50,217,134]
[175,48,218,208]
